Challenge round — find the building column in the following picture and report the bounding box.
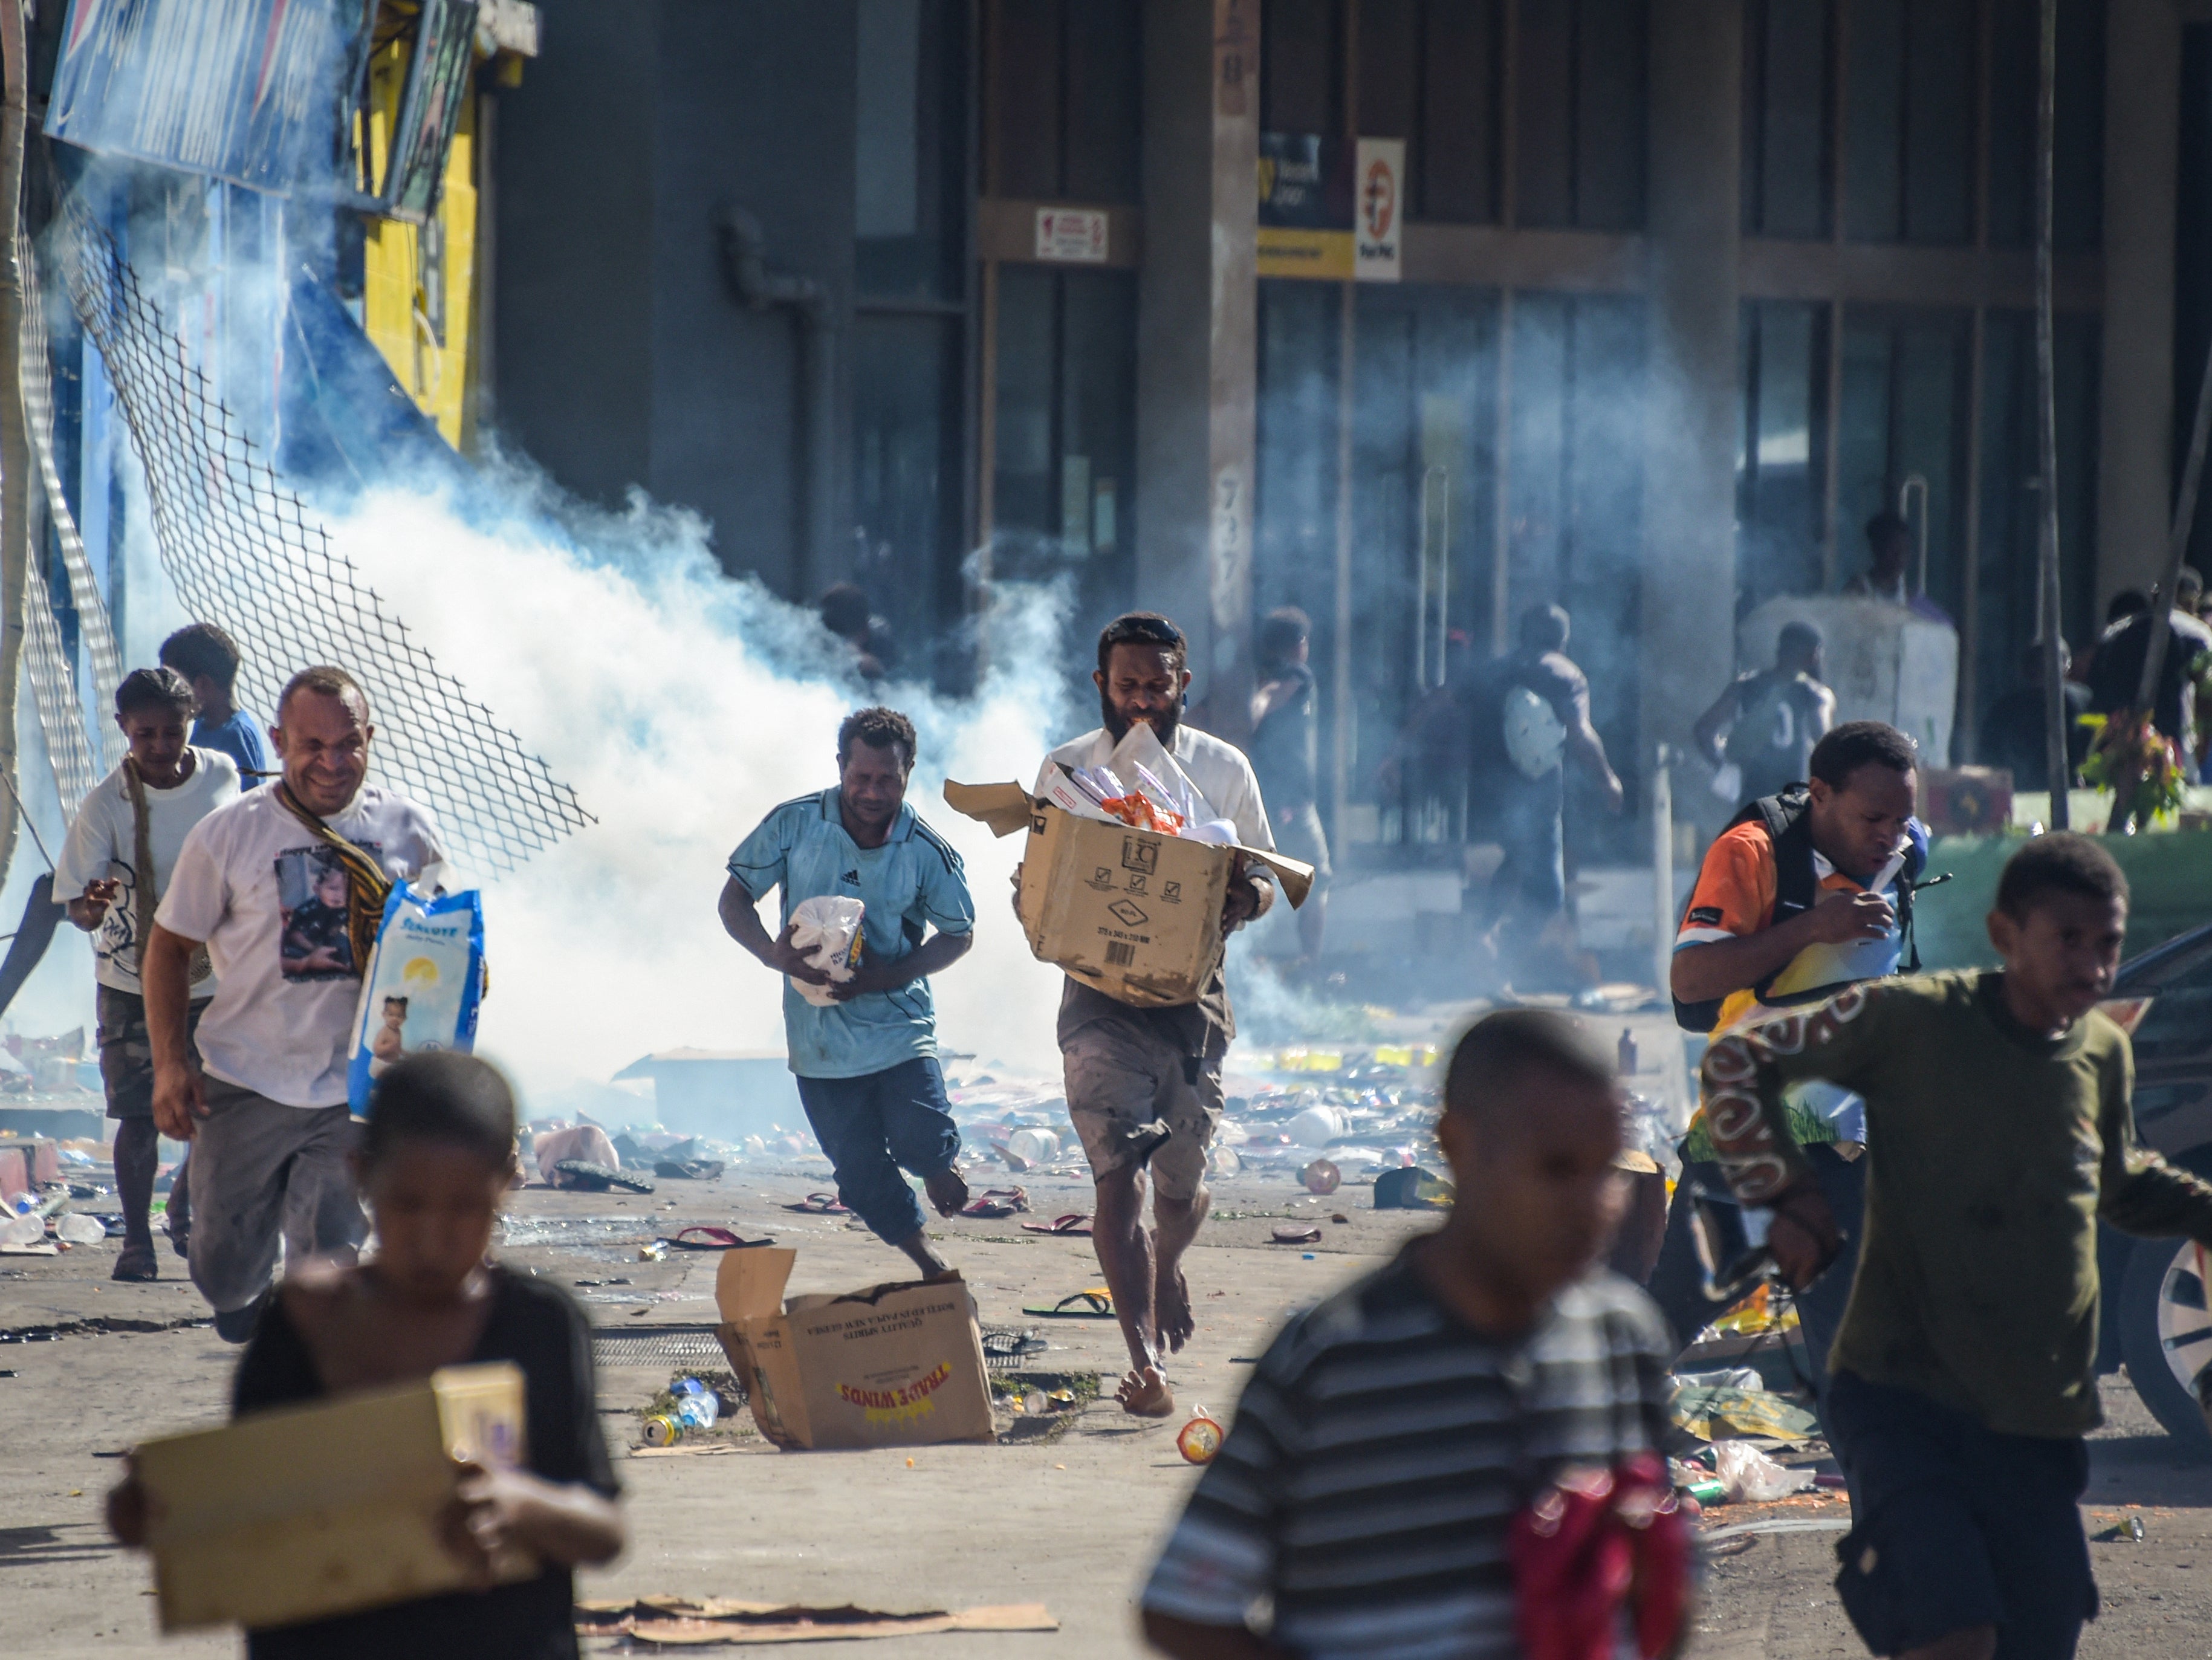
[1640,0,1743,811]
[1136,0,1259,731]
[2096,0,2180,611]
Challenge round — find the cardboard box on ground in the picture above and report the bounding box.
[714,1248,995,1450]
[132,1363,533,1632]
[944,754,1314,1006]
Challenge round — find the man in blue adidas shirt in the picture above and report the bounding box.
[719,707,976,1276]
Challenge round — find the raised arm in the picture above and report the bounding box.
[1691,680,1742,768]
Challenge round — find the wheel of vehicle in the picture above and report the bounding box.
[2118,1235,2212,1454]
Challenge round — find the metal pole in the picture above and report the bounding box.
[2034,0,2070,827]
[0,0,28,893]
[2134,333,2212,719]
[1652,743,1674,1000]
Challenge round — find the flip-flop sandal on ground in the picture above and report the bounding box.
[961,1195,1024,1219]
[556,1159,657,1195]
[1271,1224,1324,1245]
[654,1159,727,1181]
[981,1329,1049,1359]
[1019,1213,1093,1236]
[782,1192,851,1214]
[1021,1287,1116,1318]
[666,1226,773,1251]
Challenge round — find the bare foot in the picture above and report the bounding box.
[1156,1261,1194,1354]
[1116,1366,1175,1418]
[924,1167,969,1218]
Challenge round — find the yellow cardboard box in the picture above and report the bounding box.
[134,1361,533,1632]
[943,780,1313,1007]
[714,1248,994,1451]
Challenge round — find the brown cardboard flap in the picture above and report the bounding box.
[944,779,1317,907]
[715,1247,799,1321]
[942,780,1036,838]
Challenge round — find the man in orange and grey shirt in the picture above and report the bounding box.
[1647,721,1924,1422]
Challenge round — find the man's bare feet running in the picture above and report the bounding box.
[1117,1365,1175,1417]
[1155,1261,1195,1354]
[924,1166,969,1218]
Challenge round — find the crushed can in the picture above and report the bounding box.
[641,1413,683,1448]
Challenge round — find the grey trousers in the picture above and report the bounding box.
[187,1076,368,1315]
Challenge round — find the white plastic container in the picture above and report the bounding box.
[1288,1106,1346,1149]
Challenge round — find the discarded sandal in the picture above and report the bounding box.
[961,1187,1030,1219]
[654,1159,726,1181]
[982,1329,1049,1360]
[1019,1213,1093,1236]
[666,1226,773,1251]
[1271,1224,1323,1245]
[555,1159,657,1195]
[782,1192,851,1214]
[1021,1287,1117,1318]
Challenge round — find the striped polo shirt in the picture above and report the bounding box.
[1142,1250,1673,1659]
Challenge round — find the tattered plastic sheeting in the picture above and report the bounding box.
[46,0,358,196]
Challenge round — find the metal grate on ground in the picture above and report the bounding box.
[54,194,592,875]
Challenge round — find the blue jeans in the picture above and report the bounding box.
[1488,787,1565,920]
[794,1057,961,1245]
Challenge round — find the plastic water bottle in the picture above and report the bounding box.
[54,1213,105,1246]
[672,1378,719,1430]
[0,1212,42,1247]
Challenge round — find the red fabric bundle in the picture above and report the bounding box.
[1509,1451,1691,1660]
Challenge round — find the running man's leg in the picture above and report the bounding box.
[189,1081,313,1340]
[1796,1142,1867,1445]
[1146,1054,1224,1357]
[880,1057,968,1220]
[796,1071,942,1275]
[1063,1019,1178,1415]
[278,1106,368,1266]
[96,986,160,1276]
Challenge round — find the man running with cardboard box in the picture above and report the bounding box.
[1034,612,1276,1418]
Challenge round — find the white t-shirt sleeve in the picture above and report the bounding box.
[154,814,231,944]
[52,780,118,903]
[1222,751,1275,853]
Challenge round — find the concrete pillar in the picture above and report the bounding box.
[1639,0,1742,811]
[2096,0,2180,611]
[1135,0,1259,731]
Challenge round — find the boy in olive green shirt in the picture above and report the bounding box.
[1702,834,2212,1660]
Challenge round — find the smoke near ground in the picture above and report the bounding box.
[316,478,1075,1106]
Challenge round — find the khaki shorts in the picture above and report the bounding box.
[1062,1015,1223,1204]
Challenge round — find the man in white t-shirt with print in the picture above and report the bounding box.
[53,667,239,1280]
[1033,612,1276,1421]
[146,665,447,1341]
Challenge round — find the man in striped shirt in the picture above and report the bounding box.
[1142,1011,1676,1659]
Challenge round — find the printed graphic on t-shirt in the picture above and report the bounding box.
[92,860,143,971]
[276,842,380,981]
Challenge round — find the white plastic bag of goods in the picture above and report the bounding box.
[347,883,485,1115]
[788,895,865,1007]
[1738,597,1957,762]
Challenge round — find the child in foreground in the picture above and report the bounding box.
[110,1052,625,1659]
[1702,833,2212,1660]
[1141,1010,1683,1659]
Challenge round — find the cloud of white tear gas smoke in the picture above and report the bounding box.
[314,480,1076,1107]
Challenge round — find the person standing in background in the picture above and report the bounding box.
[1470,603,1624,990]
[1845,512,1955,629]
[1980,640,2093,793]
[1693,621,1835,811]
[53,669,239,1279]
[2084,569,2212,784]
[1248,608,1329,969]
[160,623,271,789]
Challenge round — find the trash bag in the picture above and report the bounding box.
[346,881,485,1114]
[1712,1440,1809,1503]
[788,895,865,1007]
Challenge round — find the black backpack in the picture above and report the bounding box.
[1670,786,1921,1034]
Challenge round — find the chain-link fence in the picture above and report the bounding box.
[53,193,590,872]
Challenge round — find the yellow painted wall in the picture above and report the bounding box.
[358,38,478,449]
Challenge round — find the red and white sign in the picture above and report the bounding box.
[1035,207,1110,264]
[1355,138,1404,282]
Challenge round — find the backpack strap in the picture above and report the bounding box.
[1670,788,1814,1034]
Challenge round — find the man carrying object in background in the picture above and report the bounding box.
[1033,612,1276,1419]
[720,706,976,1279]
[54,667,239,1280]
